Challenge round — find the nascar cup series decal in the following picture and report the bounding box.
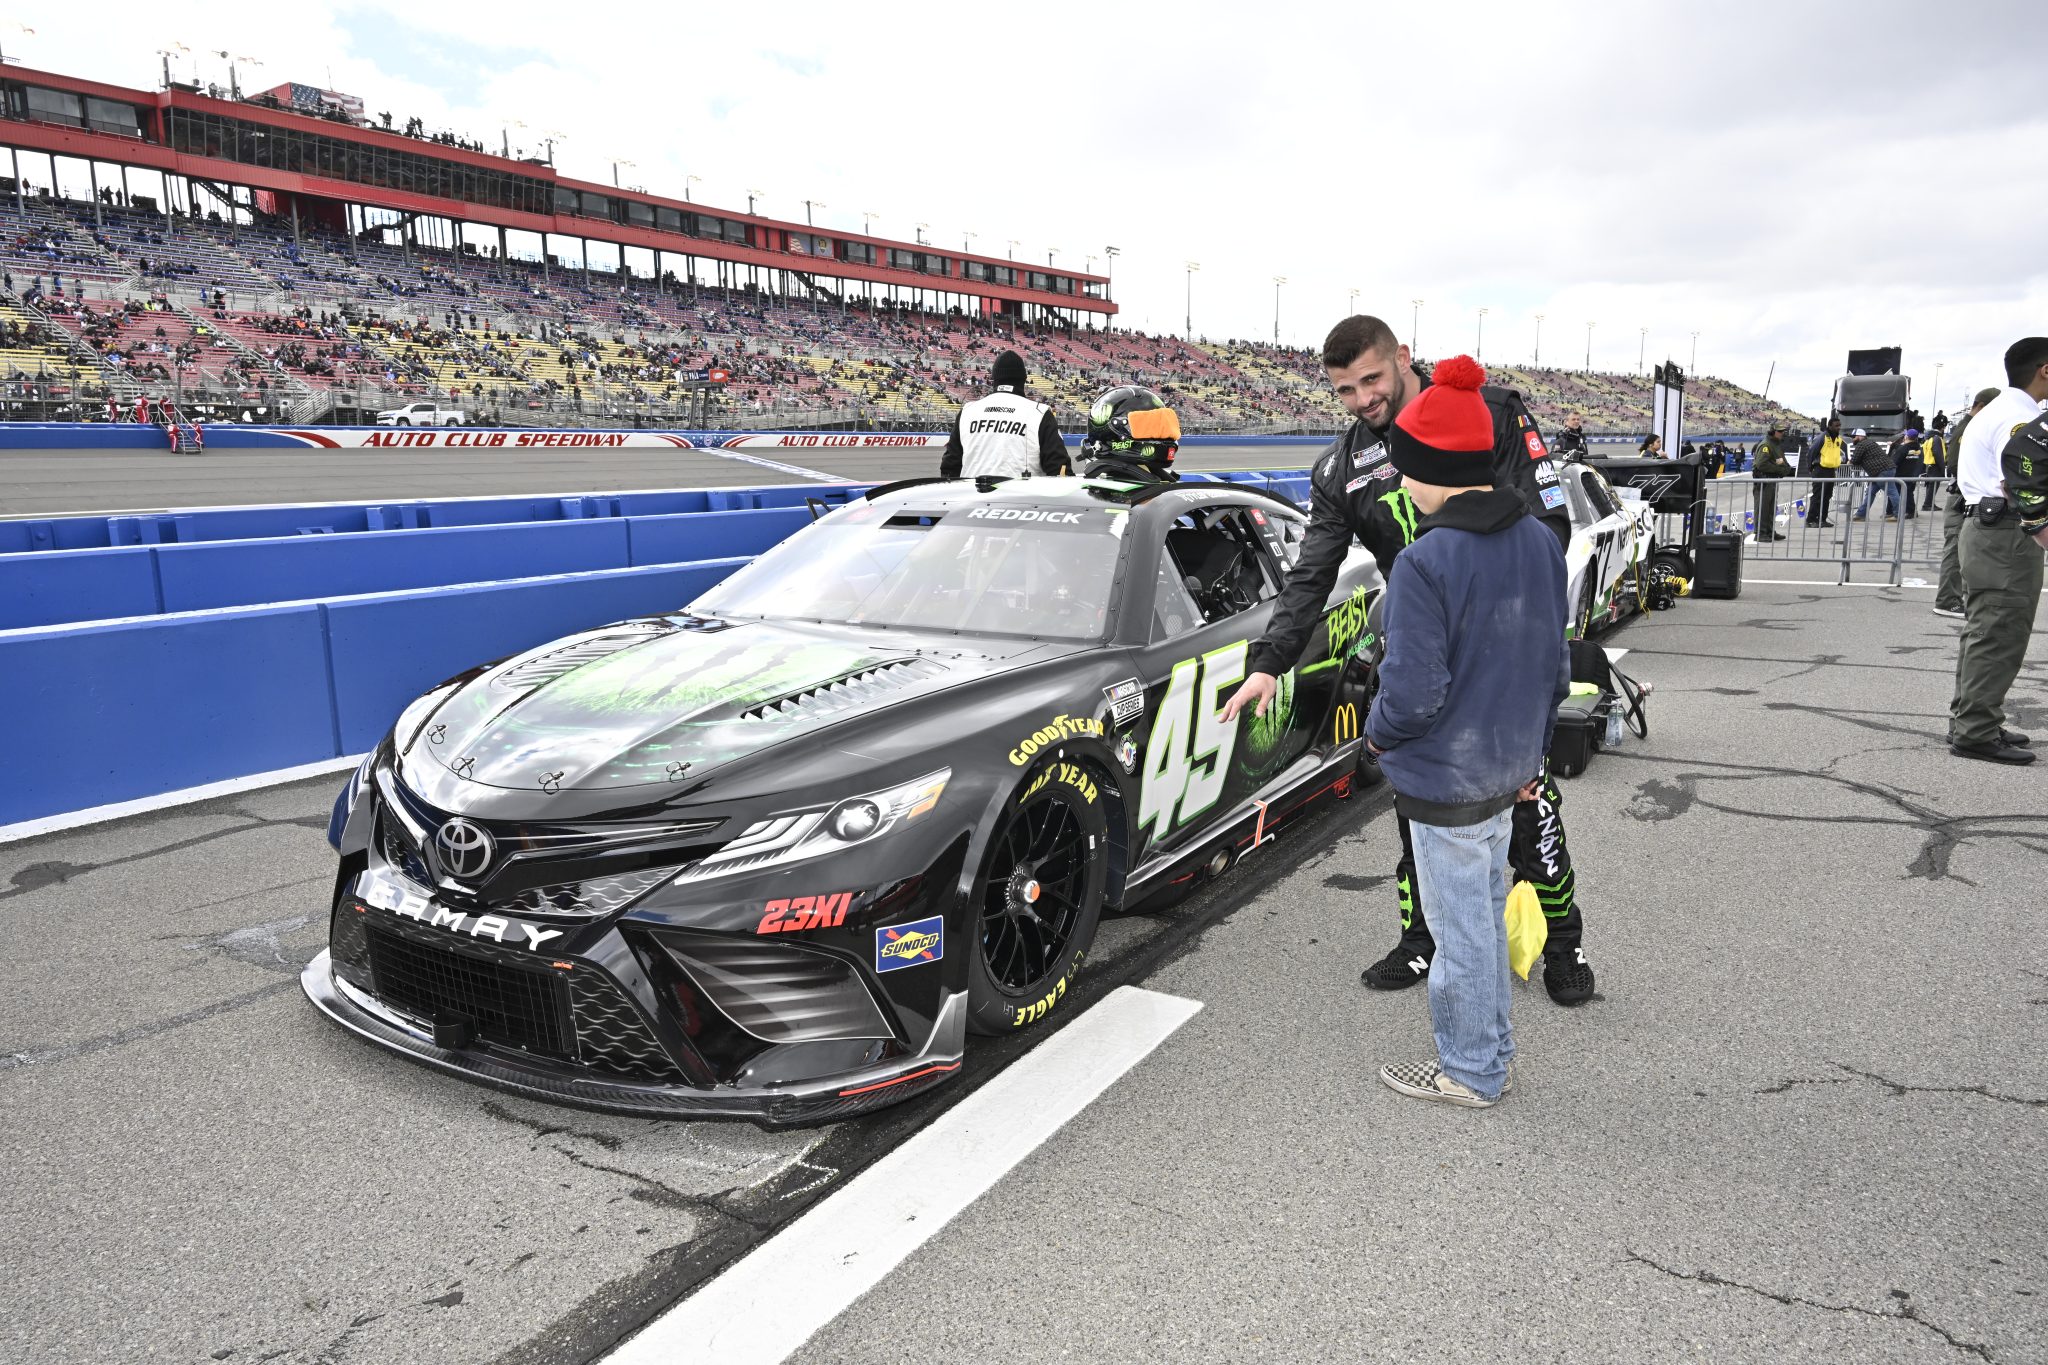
[875,916,945,972]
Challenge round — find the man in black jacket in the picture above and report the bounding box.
[1219,314,1596,1005]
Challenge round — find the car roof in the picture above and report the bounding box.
[861,475,1303,524]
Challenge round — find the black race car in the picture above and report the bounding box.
[303,475,1384,1123]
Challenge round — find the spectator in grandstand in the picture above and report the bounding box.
[1851,426,1900,521]
[1752,420,1792,540]
[1935,389,2001,618]
[1805,417,1845,528]
[939,349,1068,480]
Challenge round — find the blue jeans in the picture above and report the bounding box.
[1410,808,1515,1098]
[1857,478,1900,518]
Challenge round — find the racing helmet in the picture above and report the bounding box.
[1080,386,1182,475]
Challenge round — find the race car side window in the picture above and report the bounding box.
[1152,552,1203,641]
[1161,506,1280,629]
[1563,469,1599,530]
[1582,470,1620,520]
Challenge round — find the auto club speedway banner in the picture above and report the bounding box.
[260,429,949,450]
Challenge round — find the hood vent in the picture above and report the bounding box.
[738,656,947,722]
[493,626,667,691]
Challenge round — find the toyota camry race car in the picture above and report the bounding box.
[1561,461,1661,638]
[303,475,1384,1123]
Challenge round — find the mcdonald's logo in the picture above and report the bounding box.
[1332,703,1360,744]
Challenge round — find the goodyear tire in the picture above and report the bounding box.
[965,759,1107,1035]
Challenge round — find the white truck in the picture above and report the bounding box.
[373,401,469,427]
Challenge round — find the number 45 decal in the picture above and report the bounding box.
[1137,640,1247,839]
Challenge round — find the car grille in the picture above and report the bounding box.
[367,927,573,1060]
[377,813,433,888]
[354,918,687,1083]
[500,867,671,921]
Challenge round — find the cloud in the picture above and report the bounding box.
[11,0,2044,417]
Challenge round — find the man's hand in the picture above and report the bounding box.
[1219,671,1279,722]
[2032,524,2048,551]
[1516,779,1543,802]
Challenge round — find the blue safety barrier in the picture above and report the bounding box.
[1,558,750,826]
[1,506,815,629]
[0,482,861,554]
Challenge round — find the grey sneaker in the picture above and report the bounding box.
[1931,605,1965,619]
[1378,1059,1499,1108]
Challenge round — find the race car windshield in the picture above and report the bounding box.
[691,503,1121,640]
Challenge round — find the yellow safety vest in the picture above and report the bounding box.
[1818,436,1843,469]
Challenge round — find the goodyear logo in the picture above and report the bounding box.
[1333,703,1360,744]
[1009,713,1106,765]
[875,916,944,972]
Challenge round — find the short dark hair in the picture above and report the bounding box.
[1321,315,1400,370]
[2003,337,2048,387]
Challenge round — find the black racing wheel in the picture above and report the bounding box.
[965,761,1108,1034]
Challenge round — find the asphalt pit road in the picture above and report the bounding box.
[1626,779,1695,822]
[5,860,92,898]
[1323,872,1394,892]
[422,1290,465,1308]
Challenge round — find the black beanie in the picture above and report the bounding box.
[991,350,1026,389]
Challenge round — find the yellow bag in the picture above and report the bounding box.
[1505,881,1549,981]
[1819,436,1843,470]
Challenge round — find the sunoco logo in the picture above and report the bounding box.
[434,818,494,880]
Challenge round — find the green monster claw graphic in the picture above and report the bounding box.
[1245,669,1296,761]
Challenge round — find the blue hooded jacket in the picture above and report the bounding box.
[1365,487,1570,825]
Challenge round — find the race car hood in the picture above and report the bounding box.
[399,615,1008,795]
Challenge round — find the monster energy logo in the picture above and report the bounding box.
[1379,488,1420,545]
[1244,669,1295,763]
[1324,585,1372,662]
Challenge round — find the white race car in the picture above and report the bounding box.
[1558,462,1661,639]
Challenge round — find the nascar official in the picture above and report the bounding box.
[1220,314,1598,1005]
[940,349,1069,480]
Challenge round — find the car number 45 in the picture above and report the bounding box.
[1138,640,1247,839]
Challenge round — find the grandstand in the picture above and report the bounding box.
[0,60,1813,436]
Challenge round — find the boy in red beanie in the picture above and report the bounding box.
[1363,356,1569,1107]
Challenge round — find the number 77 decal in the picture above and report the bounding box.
[1137,640,1248,840]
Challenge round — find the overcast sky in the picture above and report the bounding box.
[9,1,2042,416]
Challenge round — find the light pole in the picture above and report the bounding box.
[1689,331,1699,374]
[1006,238,1020,260]
[1184,261,1200,340]
[1533,313,1544,367]
[684,175,701,202]
[862,211,879,236]
[612,158,635,188]
[746,188,764,216]
[1047,247,1060,267]
[916,222,931,245]
[1273,276,1286,344]
[1477,307,1488,361]
[1347,287,1359,317]
[1932,361,1944,414]
[1410,298,1423,353]
[1638,326,1648,375]
[1104,244,1119,284]
[963,230,977,253]
[803,198,825,226]
[1585,321,1595,372]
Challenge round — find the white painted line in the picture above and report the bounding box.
[0,754,363,845]
[1742,578,1929,588]
[605,985,1202,1365]
[703,449,842,483]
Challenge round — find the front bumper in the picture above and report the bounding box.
[302,949,967,1125]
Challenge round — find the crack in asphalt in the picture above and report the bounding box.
[1625,1252,1994,1360]
[0,808,329,905]
[550,1144,778,1233]
[178,914,316,975]
[1758,1062,2044,1108]
[1613,750,2048,883]
[1,978,298,1072]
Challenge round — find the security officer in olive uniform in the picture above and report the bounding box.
[1752,420,1793,540]
[1934,388,2002,618]
[1949,338,2048,765]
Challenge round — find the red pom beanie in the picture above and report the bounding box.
[1389,355,1494,488]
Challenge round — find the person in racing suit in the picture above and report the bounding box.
[1552,413,1589,462]
[1220,314,1597,1005]
[1075,385,1181,483]
[940,349,1070,480]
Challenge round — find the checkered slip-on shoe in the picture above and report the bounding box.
[1378,1060,1498,1108]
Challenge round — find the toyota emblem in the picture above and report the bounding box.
[434,818,495,880]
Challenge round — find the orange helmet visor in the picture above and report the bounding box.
[1126,407,1182,442]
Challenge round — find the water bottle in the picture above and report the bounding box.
[1604,704,1624,749]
